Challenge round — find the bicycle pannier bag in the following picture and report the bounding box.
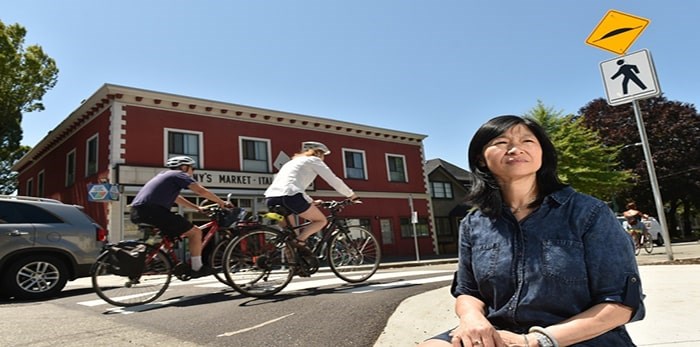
[108,243,147,277]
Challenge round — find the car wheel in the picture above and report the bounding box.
[2,255,69,300]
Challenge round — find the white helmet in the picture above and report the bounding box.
[166,156,196,168]
[301,141,330,155]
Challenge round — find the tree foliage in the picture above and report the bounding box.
[525,101,634,201]
[577,96,700,237]
[0,20,58,194]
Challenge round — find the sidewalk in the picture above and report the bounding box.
[375,243,700,346]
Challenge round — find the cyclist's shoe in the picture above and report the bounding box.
[190,265,215,279]
[173,262,190,279]
[291,238,313,256]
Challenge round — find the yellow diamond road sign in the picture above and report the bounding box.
[586,10,650,55]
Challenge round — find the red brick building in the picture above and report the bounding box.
[13,84,436,258]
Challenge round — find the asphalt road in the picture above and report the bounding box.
[1,264,456,347]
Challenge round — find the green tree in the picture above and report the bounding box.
[525,101,634,201]
[577,96,700,237]
[0,20,58,194]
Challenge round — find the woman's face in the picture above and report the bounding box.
[481,124,543,181]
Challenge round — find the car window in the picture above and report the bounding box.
[0,201,63,224]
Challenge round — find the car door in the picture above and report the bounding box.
[0,201,37,259]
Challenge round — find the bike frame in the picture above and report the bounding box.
[142,210,227,268]
[277,203,353,261]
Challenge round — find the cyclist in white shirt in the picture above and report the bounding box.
[264,141,358,252]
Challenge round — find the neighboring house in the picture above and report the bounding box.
[425,158,473,255]
[12,84,435,258]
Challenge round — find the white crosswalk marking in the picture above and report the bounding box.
[77,269,453,312]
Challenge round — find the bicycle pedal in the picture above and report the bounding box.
[173,262,191,280]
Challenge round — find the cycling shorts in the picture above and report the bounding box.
[130,204,194,239]
[265,193,311,215]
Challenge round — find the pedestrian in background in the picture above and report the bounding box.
[419,115,644,347]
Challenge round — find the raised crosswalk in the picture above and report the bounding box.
[76,269,453,313]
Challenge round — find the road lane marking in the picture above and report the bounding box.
[217,313,295,337]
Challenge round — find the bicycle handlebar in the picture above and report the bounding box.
[319,199,362,210]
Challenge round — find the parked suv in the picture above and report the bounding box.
[0,195,108,299]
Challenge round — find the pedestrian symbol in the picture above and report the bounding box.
[611,59,647,94]
[599,49,660,106]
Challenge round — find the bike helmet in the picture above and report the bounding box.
[166,156,196,168]
[301,141,331,155]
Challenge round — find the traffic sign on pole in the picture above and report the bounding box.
[586,10,649,55]
[599,49,660,106]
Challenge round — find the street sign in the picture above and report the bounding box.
[586,10,649,55]
[599,49,660,106]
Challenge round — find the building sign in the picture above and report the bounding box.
[87,183,120,202]
[117,165,274,189]
[586,9,650,55]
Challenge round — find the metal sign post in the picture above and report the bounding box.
[408,194,420,261]
[631,100,674,260]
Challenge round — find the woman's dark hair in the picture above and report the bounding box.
[466,115,567,218]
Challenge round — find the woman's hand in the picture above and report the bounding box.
[449,313,503,347]
[497,330,530,347]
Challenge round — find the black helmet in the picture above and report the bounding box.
[301,141,330,155]
[166,156,196,168]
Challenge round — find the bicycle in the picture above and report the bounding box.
[221,199,381,298]
[633,230,654,255]
[90,203,244,307]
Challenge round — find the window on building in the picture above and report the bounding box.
[343,149,367,179]
[386,154,407,182]
[434,217,452,236]
[166,129,201,167]
[26,178,34,197]
[380,218,394,245]
[431,181,453,199]
[400,217,430,237]
[66,150,76,187]
[86,134,98,176]
[240,137,270,173]
[37,171,45,197]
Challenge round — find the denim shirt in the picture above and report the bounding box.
[452,186,644,346]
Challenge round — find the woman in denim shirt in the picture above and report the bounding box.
[420,116,644,347]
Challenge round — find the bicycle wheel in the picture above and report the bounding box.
[91,243,172,307]
[222,228,294,297]
[643,233,654,254]
[327,226,381,283]
[210,236,235,286]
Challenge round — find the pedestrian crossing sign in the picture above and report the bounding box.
[586,10,650,55]
[599,49,660,106]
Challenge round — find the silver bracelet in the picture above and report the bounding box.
[529,326,559,347]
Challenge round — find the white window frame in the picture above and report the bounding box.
[85,133,99,177]
[37,170,45,197]
[66,149,76,187]
[26,178,34,196]
[239,137,271,173]
[342,148,368,180]
[385,153,408,182]
[431,181,454,199]
[164,128,203,168]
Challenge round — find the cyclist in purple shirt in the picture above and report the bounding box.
[130,156,230,278]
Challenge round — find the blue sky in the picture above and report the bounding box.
[2,1,698,169]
